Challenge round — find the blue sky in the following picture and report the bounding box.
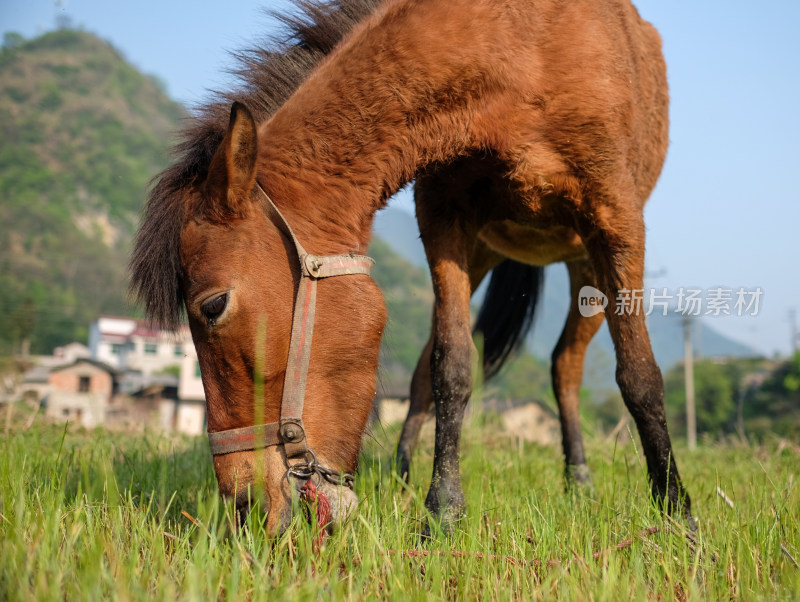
[3,0,799,356]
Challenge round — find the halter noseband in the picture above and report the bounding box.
[207,184,375,489]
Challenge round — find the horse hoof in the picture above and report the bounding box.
[420,504,465,542]
[394,452,411,484]
[418,522,433,543]
[565,464,594,493]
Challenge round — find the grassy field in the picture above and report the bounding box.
[1,406,798,600]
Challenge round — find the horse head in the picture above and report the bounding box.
[178,103,386,533]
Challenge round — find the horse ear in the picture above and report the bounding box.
[204,102,258,215]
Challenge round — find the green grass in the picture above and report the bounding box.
[1,408,798,600]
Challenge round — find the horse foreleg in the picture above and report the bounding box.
[395,336,434,481]
[416,224,474,532]
[426,268,473,530]
[578,208,695,528]
[552,259,605,489]
[396,238,498,484]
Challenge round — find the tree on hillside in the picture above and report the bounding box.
[2,32,25,50]
[368,238,433,390]
[665,359,736,437]
[744,352,800,438]
[15,298,36,357]
[0,29,185,354]
[483,351,551,402]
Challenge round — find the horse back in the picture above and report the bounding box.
[477,0,670,208]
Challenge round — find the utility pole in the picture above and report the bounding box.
[790,309,798,356]
[683,314,696,450]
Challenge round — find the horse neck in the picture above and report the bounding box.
[256,0,516,254]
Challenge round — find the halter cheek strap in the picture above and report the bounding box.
[207,184,374,489]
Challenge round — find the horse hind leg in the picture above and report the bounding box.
[395,336,434,482]
[575,198,695,528]
[551,258,605,490]
[414,199,491,532]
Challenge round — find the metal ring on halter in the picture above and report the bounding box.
[286,449,318,481]
[284,450,355,489]
[316,465,355,489]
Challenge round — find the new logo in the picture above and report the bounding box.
[578,286,608,317]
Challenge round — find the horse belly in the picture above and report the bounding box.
[477,220,587,266]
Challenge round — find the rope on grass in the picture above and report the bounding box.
[178,505,670,567]
[357,526,663,568]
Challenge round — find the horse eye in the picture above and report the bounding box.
[201,293,228,324]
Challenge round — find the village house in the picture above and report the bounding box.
[46,358,119,429]
[127,375,180,431]
[43,354,208,434]
[19,342,91,403]
[17,317,209,434]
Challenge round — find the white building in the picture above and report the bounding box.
[176,342,206,435]
[178,343,205,402]
[88,316,192,376]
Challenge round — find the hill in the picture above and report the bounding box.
[373,206,427,267]
[0,29,185,354]
[368,238,433,395]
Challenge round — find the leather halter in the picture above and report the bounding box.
[207,184,374,489]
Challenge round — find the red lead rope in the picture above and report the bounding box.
[299,480,332,551]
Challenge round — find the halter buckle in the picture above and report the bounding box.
[279,418,306,444]
[303,254,323,277]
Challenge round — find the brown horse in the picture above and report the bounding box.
[130,0,694,534]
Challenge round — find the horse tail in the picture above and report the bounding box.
[474,260,544,380]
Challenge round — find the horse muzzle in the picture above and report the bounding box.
[213,448,358,537]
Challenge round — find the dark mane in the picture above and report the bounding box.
[129,0,381,328]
